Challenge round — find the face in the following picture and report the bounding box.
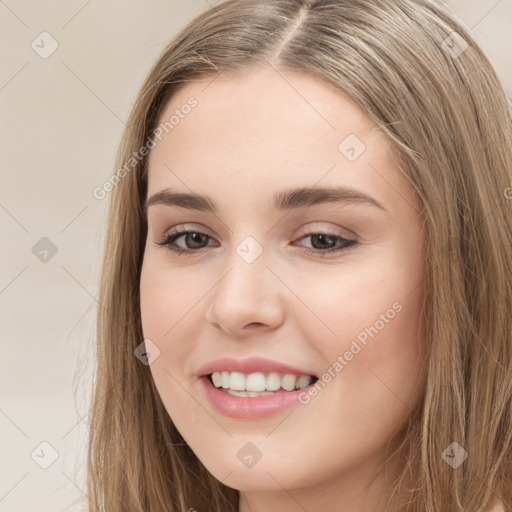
[140,66,427,505]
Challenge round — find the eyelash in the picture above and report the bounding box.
[155,228,357,257]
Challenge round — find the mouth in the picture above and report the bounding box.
[206,371,319,397]
[199,370,320,419]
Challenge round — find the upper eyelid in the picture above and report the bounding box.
[164,223,354,236]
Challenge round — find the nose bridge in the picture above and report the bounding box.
[205,233,284,332]
[218,233,272,304]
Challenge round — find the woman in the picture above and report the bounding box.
[88,0,512,510]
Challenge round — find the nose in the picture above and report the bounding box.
[204,245,285,336]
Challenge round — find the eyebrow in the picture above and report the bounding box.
[143,186,387,214]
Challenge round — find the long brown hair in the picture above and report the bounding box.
[87,0,512,510]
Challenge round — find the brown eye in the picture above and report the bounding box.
[156,230,215,255]
[180,232,209,249]
[296,232,357,255]
[156,228,357,257]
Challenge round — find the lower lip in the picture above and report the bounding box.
[199,376,315,419]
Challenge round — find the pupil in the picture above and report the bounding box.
[312,234,334,249]
[188,232,206,248]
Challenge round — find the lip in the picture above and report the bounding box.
[199,375,316,419]
[195,356,317,378]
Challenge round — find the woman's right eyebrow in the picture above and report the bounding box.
[143,186,387,214]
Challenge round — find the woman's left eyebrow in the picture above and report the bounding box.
[143,185,387,214]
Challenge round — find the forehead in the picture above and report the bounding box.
[146,67,413,215]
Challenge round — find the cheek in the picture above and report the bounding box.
[139,254,205,343]
[140,263,189,388]
[293,248,426,412]
[139,257,212,415]
[292,250,424,353]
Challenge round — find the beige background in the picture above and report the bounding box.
[0,1,510,511]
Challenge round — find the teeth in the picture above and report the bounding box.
[229,372,246,391]
[226,390,275,397]
[211,372,222,387]
[266,372,281,391]
[209,371,314,392]
[295,375,312,389]
[246,372,266,391]
[281,374,296,391]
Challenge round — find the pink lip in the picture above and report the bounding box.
[195,356,318,419]
[195,356,316,378]
[199,376,316,419]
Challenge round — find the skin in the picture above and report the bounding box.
[140,65,428,512]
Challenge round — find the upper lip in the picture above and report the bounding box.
[196,356,317,378]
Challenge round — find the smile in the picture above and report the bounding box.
[200,373,319,419]
[209,371,317,396]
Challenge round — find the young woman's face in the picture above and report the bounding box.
[140,67,427,506]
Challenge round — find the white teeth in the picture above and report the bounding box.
[210,371,314,392]
[229,372,246,391]
[226,390,275,397]
[281,374,296,391]
[266,372,281,391]
[295,375,311,390]
[245,372,266,391]
[211,372,222,387]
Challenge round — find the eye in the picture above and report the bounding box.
[155,227,357,257]
[296,232,357,256]
[155,229,216,256]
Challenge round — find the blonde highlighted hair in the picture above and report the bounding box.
[88,0,512,510]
